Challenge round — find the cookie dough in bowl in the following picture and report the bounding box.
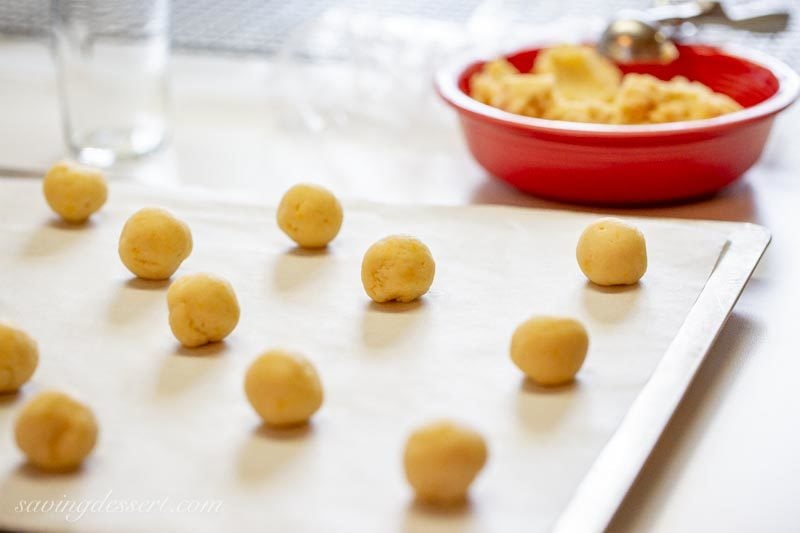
[118,207,193,280]
[404,420,488,506]
[0,322,38,393]
[244,349,324,427]
[469,45,742,125]
[361,235,435,303]
[167,273,240,348]
[510,316,589,386]
[43,161,107,223]
[576,218,647,286]
[14,391,98,472]
[277,184,343,248]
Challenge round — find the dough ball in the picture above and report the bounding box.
[43,161,107,223]
[510,316,589,386]
[403,420,488,505]
[244,349,323,427]
[14,391,98,472]
[534,45,622,103]
[118,207,193,280]
[361,235,435,303]
[277,184,343,248]
[167,273,240,348]
[0,322,38,393]
[576,218,647,286]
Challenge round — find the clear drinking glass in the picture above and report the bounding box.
[50,0,169,167]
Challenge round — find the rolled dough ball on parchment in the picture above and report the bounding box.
[43,161,107,223]
[14,391,98,472]
[510,316,589,386]
[403,420,488,506]
[0,322,38,393]
[167,273,240,348]
[118,207,193,280]
[576,217,647,286]
[277,184,343,248]
[244,349,324,427]
[361,235,435,303]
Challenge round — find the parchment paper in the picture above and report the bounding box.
[0,178,727,533]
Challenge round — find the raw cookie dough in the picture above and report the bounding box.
[118,207,193,280]
[244,350,323,427]
[277,184,343,248]
[14,391,98,472]
[167,273,240,348]
[403,420,488,505]
[576,217,647,286]
[510,316,589,386]
[470,45,742,124]
[361,235,435,303]
[0,322,38,393]
[43,161,107,223]
[533,45,622,103]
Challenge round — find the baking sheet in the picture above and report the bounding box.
[0,178,733,532]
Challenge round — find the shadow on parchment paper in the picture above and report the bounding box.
[173,341,229,358]
[123,278,171,291]
[21,218,98,258]
[403,497,474,532]
[154,342,230,397]
[272,246,332,291]
[581,281,641,324]
[516,378,582,432]
[235,423,314,485]
[607,313,762,531]
[469,176,759,223]
[0,390,32,434]
[361,300,430,349]
[45,218,98,230]
[107,279,170,325]
[5,460,91,480]
[0,391,21,408]
[0,462,92,515]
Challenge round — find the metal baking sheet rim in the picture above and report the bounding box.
[553,222,770,533]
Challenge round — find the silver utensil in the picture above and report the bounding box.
[598,1,790,63]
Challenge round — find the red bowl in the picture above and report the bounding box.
[436,44,799,204]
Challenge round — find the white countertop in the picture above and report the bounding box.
[1,36,799,532]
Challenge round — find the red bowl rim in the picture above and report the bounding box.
[435,43,800,138]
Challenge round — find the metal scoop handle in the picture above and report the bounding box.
[628,1,790,33]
